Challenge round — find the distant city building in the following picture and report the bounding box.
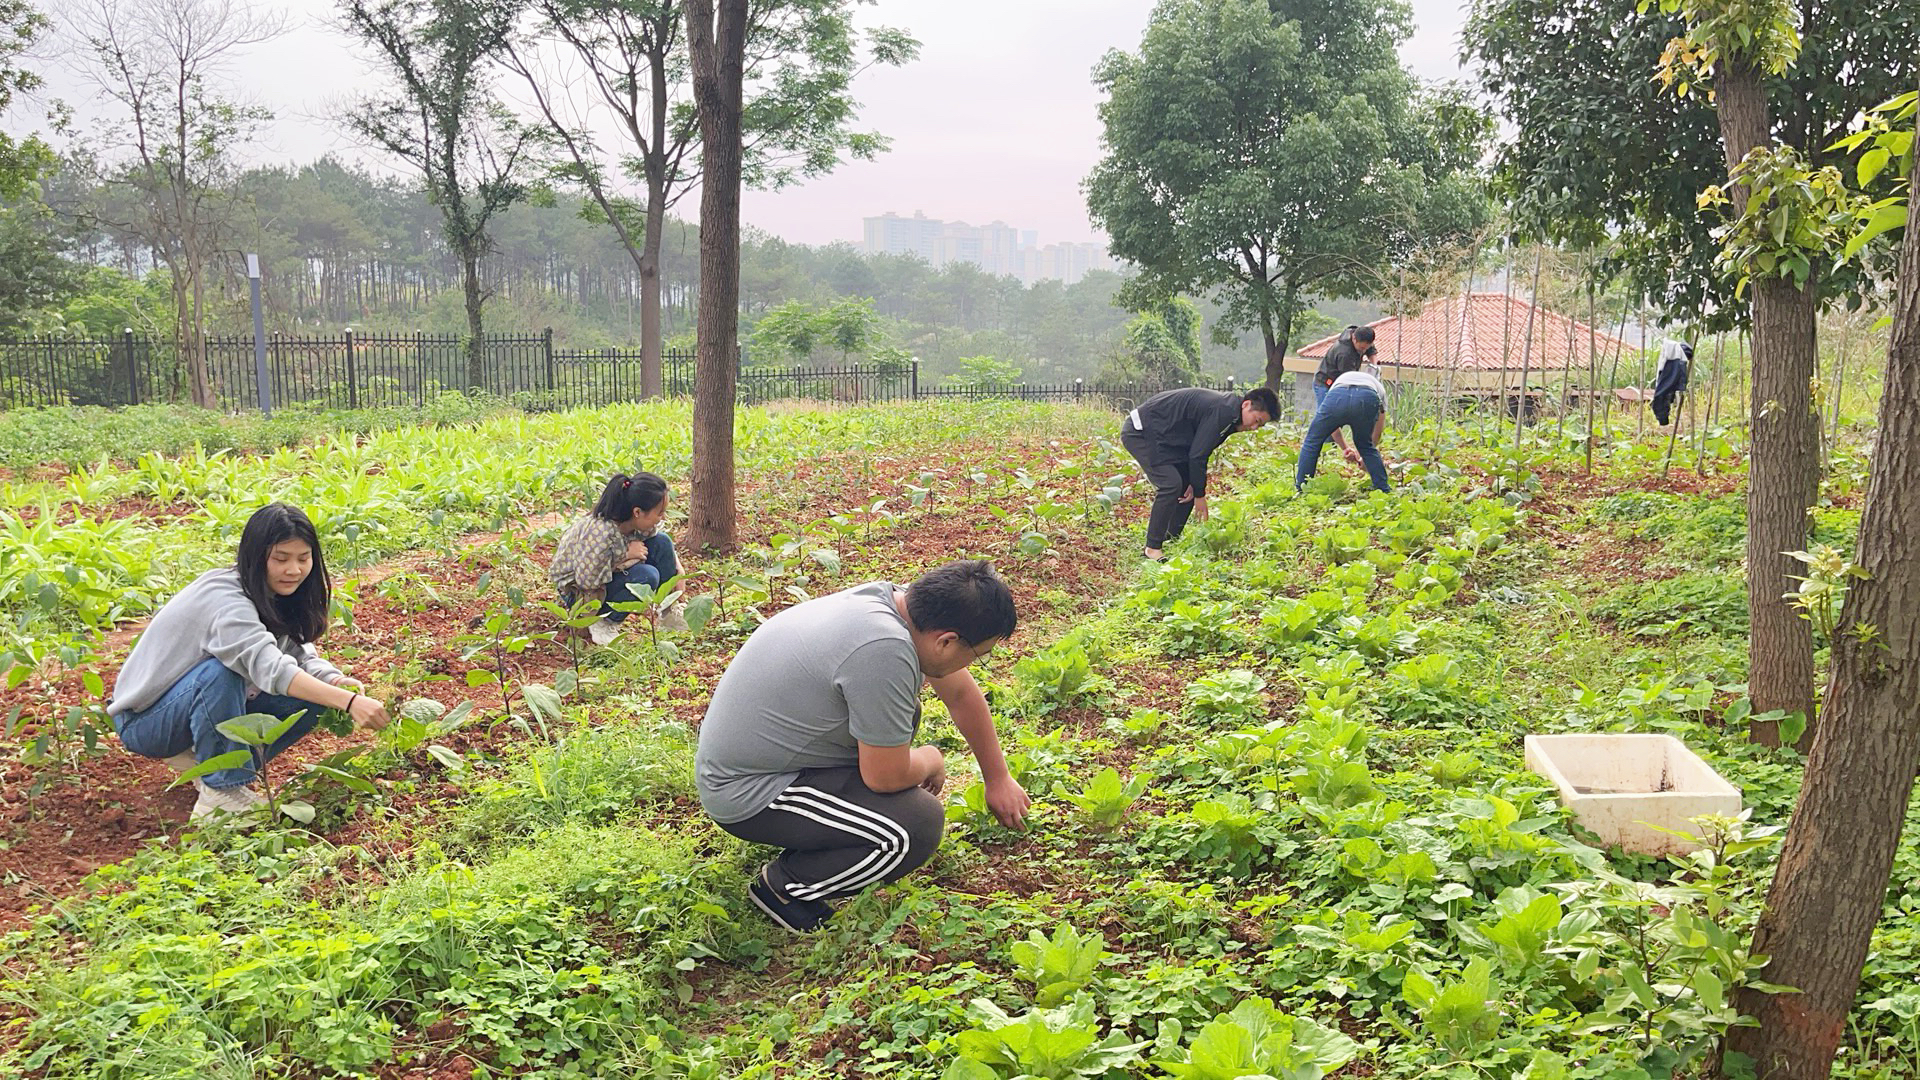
[859,211,1115,285]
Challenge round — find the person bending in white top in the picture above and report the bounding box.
[1295,367,1391,492]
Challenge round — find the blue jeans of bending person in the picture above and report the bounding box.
[601,533,681,621]
[1296,385,1391,492]
[113,656,320,790]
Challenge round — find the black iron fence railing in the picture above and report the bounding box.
[0,331,1230,414]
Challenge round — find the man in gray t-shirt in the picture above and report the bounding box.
[696,560,1027,932]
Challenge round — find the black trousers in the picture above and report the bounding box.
[1122,424,1195,548]
[718,766,944,902]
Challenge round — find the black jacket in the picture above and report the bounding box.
[1129,387,1242,498]
[1313,327,1377,385]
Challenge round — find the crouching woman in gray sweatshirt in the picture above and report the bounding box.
[108,502,390,820]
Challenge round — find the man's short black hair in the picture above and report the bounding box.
[906,559,1017,645]
[1243,386,1280,420]
[1351,325,1377,344]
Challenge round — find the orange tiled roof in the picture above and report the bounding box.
[1296,292,1631,372]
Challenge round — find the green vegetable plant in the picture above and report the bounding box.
[1061,767,1148,830]
[454,576,546,722]
[608,573,717,663]
[1155,996,1359,1080]
[1010,923,1106,1007]
[1292,911,1433,1007]
[174,712,317,824]
[1010,641,1100,715]
[1185,499,1250,555]
[5,635,113,795]
[1399,956,1503,1058]
[1160,599,1244,657]
[1181,793,1293,879]
[1184,669,1266,725]
[941,997,1145,1080]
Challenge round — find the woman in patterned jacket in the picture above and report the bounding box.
[550,470,686,645]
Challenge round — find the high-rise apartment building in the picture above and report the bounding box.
[859,211,1114,284]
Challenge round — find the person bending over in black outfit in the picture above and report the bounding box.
[1120,385,1279,560]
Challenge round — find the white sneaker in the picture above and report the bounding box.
[161,750,205,791]
[191,784,267,820]
[659,603,690,633]
[588,617,623,646]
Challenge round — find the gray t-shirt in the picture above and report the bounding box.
[695,580,922,823]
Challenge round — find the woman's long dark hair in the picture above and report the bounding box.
[591,470,668,523]
[234,502,331,644]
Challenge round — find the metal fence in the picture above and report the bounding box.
[0,332,156,409]
[1,331,1229,414]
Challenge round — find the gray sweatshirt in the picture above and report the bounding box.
[107,567,343,717]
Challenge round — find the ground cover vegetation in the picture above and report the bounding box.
[1,396,1915,1078]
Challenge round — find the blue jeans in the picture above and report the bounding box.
[601,533,680,621]
[113,657,318,789]
[1313,378,1330,409]
[1297,386,1390,492]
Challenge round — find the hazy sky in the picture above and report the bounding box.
[24,0,1473,248]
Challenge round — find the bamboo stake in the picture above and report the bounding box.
[1586,280,1599,473]
[1551,255,1566,441]
[1696,333,1724,475]
[1513,247,1542,450]
[1827,314,1851,463]
[1601,289,1631,441]
[1499,239,1515,438]
[1393,265,1407,417]
[1636,314,1648,440]
[1433,255,1472,464]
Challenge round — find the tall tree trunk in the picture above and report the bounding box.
[167,254,214,409]
[684,0,747,553]
[1261,285,1295,392]
[462,250,486,392]
[1728,136,1920,1080]
[642,178,666,398]
[1715,60,1820,745]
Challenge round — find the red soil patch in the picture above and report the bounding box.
[0,430,1157,931]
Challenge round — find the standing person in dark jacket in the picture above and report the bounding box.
[1121,385,1280,560]
[1311,326,1378,464]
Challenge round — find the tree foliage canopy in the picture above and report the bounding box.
[1084,0,1490,387]
[0,0,49,199]
[1464,0,1919,324]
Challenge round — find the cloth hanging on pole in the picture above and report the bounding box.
[1651,339,1692,426]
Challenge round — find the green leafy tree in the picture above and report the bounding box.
[343,0,531,391]
[509,0,916,397]
[1098,296,1204,387]
[0,185,76,334]
[748,298,824,365]
[1640,0,1829,746]
[1728,79,1920,1080]
[0,1,58,335]
[820,295,880,363]
[0,0,49,200]
[1085,0,1491,390]
[57,266,172,337]
[1467,0,1920,742]
[1463,0,1915,317]
[950,354,1022,389]
[65,0,280,406]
